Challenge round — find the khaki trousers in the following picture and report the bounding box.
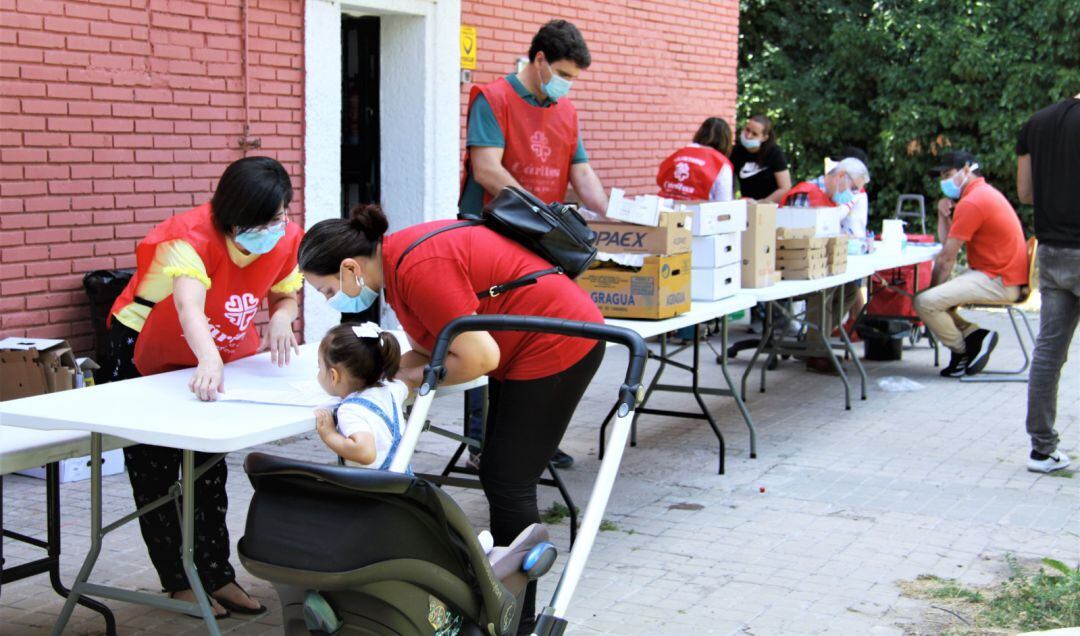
[913,269,1021,353]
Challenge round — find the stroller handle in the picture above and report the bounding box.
[421,315,647,415]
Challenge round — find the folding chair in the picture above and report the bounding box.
[962,237,1038,383]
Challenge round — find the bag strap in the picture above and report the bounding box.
[394,219,564,301]
[478,267,563,300]
[395,220,481,270]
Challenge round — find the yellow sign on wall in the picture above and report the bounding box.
[460,25,477,70]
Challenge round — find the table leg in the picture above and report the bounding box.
[818,289,852,410]
[835,286,867,400]
[51,434,104,636]
[631,335,668,449]
[742,301,775,400]
[180,450,221,635]
[718,316,757,458]
[689,324,726,474]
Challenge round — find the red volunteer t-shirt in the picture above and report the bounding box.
[947,178,1028,286]
[381,221,603,381]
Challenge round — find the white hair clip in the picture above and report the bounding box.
[352,322,383,340]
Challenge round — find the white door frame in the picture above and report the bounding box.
[303,0,460,342]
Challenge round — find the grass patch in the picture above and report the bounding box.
[903,555,1080,633]
[540,502,577,524]
[1046,469,1073,478]
[599,519,619,532]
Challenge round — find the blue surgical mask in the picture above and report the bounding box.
[940,175,963,200]
[832,189,855,206]
[739,133,761,150]
[328,271,378,313]
[540,61,572,100]
[234,224,285,254]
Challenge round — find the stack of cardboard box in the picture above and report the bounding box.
[677,200,747,301]
[577,190,692,319]
[775,228,829,280]
[827,236,849,275]
[741,202,780,288]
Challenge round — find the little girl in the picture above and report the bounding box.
[314,322,409,470]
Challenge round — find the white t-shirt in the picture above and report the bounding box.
[336,379,410,469]
[842,191,869,238]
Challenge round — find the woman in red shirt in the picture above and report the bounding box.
[298,204,604,631]
[106,156,303,617]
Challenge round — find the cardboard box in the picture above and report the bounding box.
[692,232,741,268]
[578,253,691,319]
[775,206,845,237]
[0,337,79,401]
[591,211,692,255]
[741,202,777,288]
[777,237,830,250]
[692,262,741,301]
[779,264,829,280]
[675,199,748,236]
[605,188,674,227]
[776,226,816,240]
[776,249,828,269]
[18,449,126,483]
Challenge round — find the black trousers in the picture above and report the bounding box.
[477,342,605,631]
[105,321,236,593]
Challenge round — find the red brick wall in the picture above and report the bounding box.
[459,0,739,198]
[0,0,304,353]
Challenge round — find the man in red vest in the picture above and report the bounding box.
[460,20,608,470]
[780,157,869,208]
[459,20,607,217]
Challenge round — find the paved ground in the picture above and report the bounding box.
[2,309,1076,635]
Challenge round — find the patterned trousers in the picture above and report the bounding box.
[106,321,236,593]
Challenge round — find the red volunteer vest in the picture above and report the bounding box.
[110,203,303,376]
[464,77,578,204]
[656,145,732,200]
[781,180,834,207]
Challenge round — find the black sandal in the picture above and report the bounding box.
[169,590,231,620]
[212,583,267,616]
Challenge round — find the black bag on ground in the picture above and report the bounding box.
[399,186,598,300]
[82,269,135,366]
[857,317,911,361]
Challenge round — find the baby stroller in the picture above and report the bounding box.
[239,315,647,635]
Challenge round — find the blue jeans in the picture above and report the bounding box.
[465,386,485,449]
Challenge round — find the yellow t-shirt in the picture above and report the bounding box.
[113,239,303,332]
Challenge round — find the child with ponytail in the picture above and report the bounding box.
[313,322,409,469]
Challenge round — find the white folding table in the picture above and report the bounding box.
[0,342,483,636]
[0,427,129,635]
[602,293,758,474]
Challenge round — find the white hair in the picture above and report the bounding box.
[828,157,870,183]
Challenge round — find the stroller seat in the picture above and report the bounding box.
[238,452,552,636]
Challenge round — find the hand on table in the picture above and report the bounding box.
[189,358,224,402]
[264,313,300,367]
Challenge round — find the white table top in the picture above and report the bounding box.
[0,427,129,475]
[0,341,484,454]
[605,293,758,338]
[743,244,942,303]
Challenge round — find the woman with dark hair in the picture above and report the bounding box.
[731,113,792,202]
[656,117,735,201]
[105,156,304,616]
[298,204,604,634]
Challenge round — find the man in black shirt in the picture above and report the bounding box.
[1015,94,1080,474]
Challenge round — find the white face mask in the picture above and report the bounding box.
[740,133,761,150]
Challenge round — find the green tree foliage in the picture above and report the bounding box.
[738,0,1080,233]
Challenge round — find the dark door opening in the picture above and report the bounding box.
[341,16,380,324]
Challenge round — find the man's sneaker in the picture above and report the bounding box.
[964,329,999,375]
[940,351,971,377]
[1027,450,1071,473]
[551,448,574,469]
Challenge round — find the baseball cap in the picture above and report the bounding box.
[929,150,978,177]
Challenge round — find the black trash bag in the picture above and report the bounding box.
[82,269,135,368]
[857,317,912,361]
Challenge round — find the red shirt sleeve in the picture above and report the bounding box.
[396,257,480,351]
[947,199,982,243]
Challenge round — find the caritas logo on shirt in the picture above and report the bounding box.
[529,130,552,162]
[673,161,691,182]
[223,293,260,331]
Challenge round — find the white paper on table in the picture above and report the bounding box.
[216,386,327,407]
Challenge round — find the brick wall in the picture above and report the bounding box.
[0,0,304,353]
[460,0,740,198]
